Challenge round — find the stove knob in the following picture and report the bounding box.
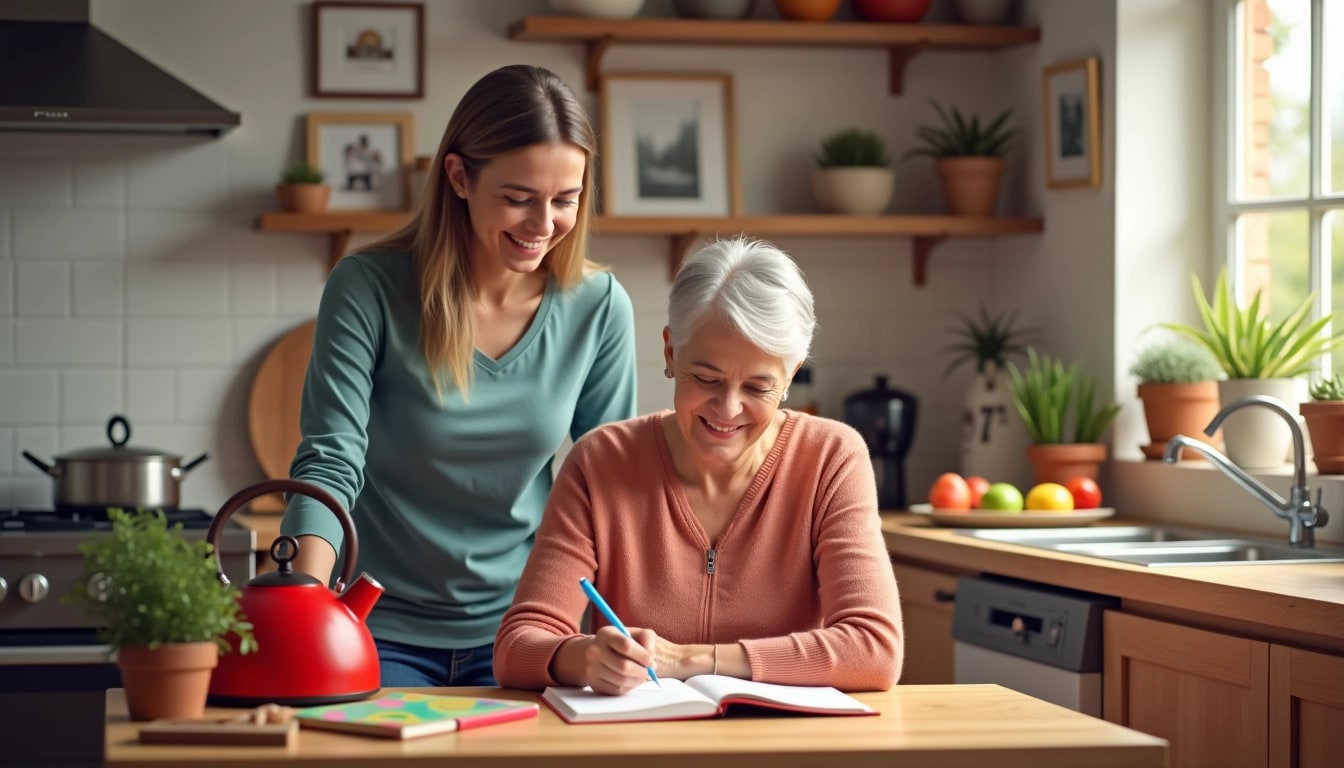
[0,576,7,603]
[18,573,49,604]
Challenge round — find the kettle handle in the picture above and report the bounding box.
[206,478,359,590]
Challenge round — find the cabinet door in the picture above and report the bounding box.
[1104,610,1269,768]
[890,560,958,685]
[1269,644,1344,768]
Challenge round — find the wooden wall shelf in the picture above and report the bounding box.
[257,211,1042,284]
[507,16,1040,93]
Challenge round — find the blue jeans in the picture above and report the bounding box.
[375,637,497,688]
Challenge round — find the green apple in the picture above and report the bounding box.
[979,482,1024,513]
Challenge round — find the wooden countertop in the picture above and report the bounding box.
[103,685,1164,768]
[882,512,1344,647]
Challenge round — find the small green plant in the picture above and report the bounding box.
[1162,269,1344,379]
[280,160,325,185]
[817,128,890,168]
[941,305,1036,377]
[66,508,255,655]
[1128,338,1222,384]
[1008,348,1121,444]
[1309,372,1344,401]
[902,100,1015,159]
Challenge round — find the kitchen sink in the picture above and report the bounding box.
[960,526,1344,566]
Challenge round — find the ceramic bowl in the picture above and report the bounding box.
[547,0,644,18]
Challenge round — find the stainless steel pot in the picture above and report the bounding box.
[21,415,209,510]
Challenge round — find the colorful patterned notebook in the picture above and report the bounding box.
[294,691,539,740]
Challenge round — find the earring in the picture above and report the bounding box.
[782,390,790,401]
[664,368,674,379]
[456,191,466,199]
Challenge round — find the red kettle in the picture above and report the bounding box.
[205,478,383,706]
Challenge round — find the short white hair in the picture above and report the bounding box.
[667,237,816,372]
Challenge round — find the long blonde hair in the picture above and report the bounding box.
[364,64,602,397]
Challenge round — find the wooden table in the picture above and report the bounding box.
[104,684,1166,768]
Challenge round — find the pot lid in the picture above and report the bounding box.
[56,415,181,461]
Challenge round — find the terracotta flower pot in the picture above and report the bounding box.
[275,183,331,214]
[1136,381,1223,461]
[1300,401,1344,474]
[773,0,841,21]
[934,156,1005,216]
[1026,443,1107,486]
[117,642,218,722]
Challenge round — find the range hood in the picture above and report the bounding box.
[0,0,239,136]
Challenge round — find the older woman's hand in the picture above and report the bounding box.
[582,625,661,695]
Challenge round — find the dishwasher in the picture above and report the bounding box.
[952,574,1118,717]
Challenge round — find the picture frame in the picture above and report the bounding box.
[307,112,415,211]
[311,1,424,99]
[1042,57,1102,188]
[599,73,741,217]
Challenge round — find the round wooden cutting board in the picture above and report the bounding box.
[247,319,316,513]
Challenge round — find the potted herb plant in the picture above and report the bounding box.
[67,508,255,721]
[276,160,331,214]
[813,127,893,215]
[1008,348,1122,485]
[1128,336,1224,460]
[942,305,1036,486]
[1302,373,1344,474]
[1162,268,1344,469]
[902,99,1014,216]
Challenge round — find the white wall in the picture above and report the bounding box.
[0,0,1052,511]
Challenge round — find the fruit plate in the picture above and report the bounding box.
[907,504,1116,529]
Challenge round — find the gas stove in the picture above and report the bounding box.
[0,506,219,533]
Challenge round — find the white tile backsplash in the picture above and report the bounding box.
[127,318,230,365]
[127,210,233,262]
[60,369,126,423]
[74,160,127,208]
[0,319,11,365]
[72,262,126,316]
[276,259,328,314]
[176,367,236,422]
[15,262,70,317]
[0,428,12,474]
[0,261,11,315]
[13,209,123,260]
[233,317,300,365]
[230,260,278,315]
[15,320,122,365]
[127,143,231,210]
[0,211,9,259]
[0,371,59,424]
[125,368,178,423]
[126,261,230,316]
[0,161,73,208]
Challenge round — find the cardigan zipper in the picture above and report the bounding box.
[705,548,716,574]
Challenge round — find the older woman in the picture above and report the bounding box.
[494,238,903,695]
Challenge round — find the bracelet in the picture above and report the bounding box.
[711,643,718,675]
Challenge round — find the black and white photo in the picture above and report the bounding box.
[307,112,414,210]
[1043,58,1102,188]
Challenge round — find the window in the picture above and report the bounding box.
[1221,0,1344,372]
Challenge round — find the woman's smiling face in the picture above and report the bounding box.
[447,141,586,273]
[664,313,790,467]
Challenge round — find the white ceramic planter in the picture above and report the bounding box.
[960,364,1033,489]
[1216,378,1301,470]
[812,167,894,215]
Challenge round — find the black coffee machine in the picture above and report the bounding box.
[843,375,919,509]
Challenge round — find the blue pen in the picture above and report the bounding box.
[578,577,660,687]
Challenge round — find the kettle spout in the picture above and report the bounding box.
[339,572,384,622]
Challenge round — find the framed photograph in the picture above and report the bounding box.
[312,1,424,99]
[599,73,741,217]
[307,112,415,211]
[1042,57,1102,188]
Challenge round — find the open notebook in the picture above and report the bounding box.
[541,674,876,724]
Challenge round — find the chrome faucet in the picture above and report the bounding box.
[1163,395,1329,547]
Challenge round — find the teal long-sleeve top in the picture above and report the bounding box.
[280,249,638,648]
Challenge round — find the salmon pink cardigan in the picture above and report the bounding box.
[494,410,904,691]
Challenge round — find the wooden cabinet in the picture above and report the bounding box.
[890,559,960,685]
[1104,611,1344,768]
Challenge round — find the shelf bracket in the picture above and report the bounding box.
[911,234,946,287]
[329,230,353,271]
[583,36,613,91]
[887,43,928,95]
[668,233,699,280]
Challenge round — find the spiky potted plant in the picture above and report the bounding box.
[66,508,255,721]
[813,127,893,215]
[1128,336,1224,460]
[276,160,331,214]
[1008,348,1122,485]
[902,100,1015,216]
[1302,373,1344,474]
[942,306,1037,485]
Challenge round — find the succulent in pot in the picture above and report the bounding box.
[1302,372,1344,474]
[902,100,1015,216]
[21,414,208,510]
[275,160,331,213]
[813,127,893,215]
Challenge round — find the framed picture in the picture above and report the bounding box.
[599,73,741,217]
[312,1,424,99]
[307,112,415,211]
[1042,57,1102,188]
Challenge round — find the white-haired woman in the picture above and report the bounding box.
[495,238,903,695]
